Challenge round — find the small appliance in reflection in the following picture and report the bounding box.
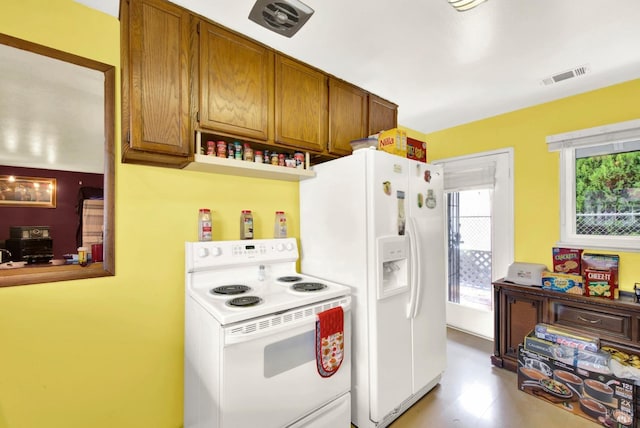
[6,225,53,263]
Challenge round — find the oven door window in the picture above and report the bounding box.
[264,330,314,378]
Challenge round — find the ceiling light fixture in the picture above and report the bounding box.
[448,0,487,12]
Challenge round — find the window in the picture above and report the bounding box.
[547,119,640,251]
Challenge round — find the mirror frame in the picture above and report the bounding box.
[0,33,115,287]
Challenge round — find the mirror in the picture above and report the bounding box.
[0,33,115,286]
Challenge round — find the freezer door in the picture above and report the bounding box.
[369,287,413,422]
[367,150,411,238]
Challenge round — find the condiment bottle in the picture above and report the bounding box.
[240,210,254,240]
[198,208,212,241]
[274,211,287,238]
[77,246,88,266]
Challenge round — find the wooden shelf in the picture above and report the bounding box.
[184,154,315,181]
[184,131,316,181]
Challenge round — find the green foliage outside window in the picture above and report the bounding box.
[575,151,640,236]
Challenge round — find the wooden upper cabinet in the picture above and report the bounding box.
[198,22,274,141]
[275,55,328,152]
[122,0,192,166]
[368,94,398,135]
[328,78,368,156]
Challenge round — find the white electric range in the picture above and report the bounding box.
[184,238,352,428]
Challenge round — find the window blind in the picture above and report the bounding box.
[547,118,640,152]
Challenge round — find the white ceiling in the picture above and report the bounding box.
[4,0,640,175]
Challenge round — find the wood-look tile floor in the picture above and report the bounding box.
[385,328,597,428]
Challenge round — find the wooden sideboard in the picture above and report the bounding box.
[492,279,640,372]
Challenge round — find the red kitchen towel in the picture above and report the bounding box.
[315,306,344,377]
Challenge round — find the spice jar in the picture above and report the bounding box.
[77,246,88,267]
[216,141,226,158]
[244,144,254,162]
[255,150,263,164]
[206,140,215,156]
[270,152,279,165]
[234,142,243,160]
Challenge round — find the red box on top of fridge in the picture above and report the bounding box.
[406,137,427,163]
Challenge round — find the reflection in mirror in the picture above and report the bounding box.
[0,33,114,286]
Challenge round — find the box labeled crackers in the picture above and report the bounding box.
[406,137,427,163]
[581,253,619,299]
[552,247,582,275]
[378,128,407,157]
[541,271,584,295]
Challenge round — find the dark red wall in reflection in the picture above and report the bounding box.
[0,165,103,258]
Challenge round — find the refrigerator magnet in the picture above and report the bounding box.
[383,181,391,195]
[424,170,431,183]
[425,189,437,209]
[417,193,424,208]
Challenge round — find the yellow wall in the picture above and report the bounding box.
[0,1,298,427]
[424,79,640,291]
[2,2,640,428]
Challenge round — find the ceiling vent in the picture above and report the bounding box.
[541,65,591,86]
[248,0,314,38]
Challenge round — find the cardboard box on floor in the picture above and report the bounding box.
[517,345,635,427]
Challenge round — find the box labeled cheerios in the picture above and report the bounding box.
[552,247,582,275]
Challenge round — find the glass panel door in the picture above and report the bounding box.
[447,189,493,311]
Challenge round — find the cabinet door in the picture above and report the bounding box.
[275,55,327,152]
[368,94,397,135]
[328,78,368,156]
[198,22,274,141]
[124,0,192,165]
[502,289,544,366]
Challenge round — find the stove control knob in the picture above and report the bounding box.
[198,247,209,258]
[276,243,285,252]
[210,246,222,257]
[285,242,295,251]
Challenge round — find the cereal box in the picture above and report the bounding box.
[406,137,427,163]
[378,128,407,157]
[541,271,584,295]
[552,247,583,275]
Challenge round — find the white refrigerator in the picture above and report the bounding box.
[299,148,446,428]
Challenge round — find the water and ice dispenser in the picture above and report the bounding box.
[377,236,409,299]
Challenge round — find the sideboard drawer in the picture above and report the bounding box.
[552,302,631,341]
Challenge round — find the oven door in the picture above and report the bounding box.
[220,297,351,428]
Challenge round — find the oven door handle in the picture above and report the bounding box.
[224,299,351,346]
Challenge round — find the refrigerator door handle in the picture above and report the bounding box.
[406,216,421,319]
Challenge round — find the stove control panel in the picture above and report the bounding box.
[186,238,299,271]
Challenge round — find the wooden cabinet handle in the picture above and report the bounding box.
[577,315,602,324]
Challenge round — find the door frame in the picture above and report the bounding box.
[434,148,514,339]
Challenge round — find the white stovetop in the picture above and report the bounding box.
[185,238,351,325]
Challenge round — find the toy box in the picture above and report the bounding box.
[552,247,583,275]
[518,345,635,427]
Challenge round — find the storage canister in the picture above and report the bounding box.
[206,141,215,155]
[198,208,212,241]
[274,211,287,238]
[240,210,254,240]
